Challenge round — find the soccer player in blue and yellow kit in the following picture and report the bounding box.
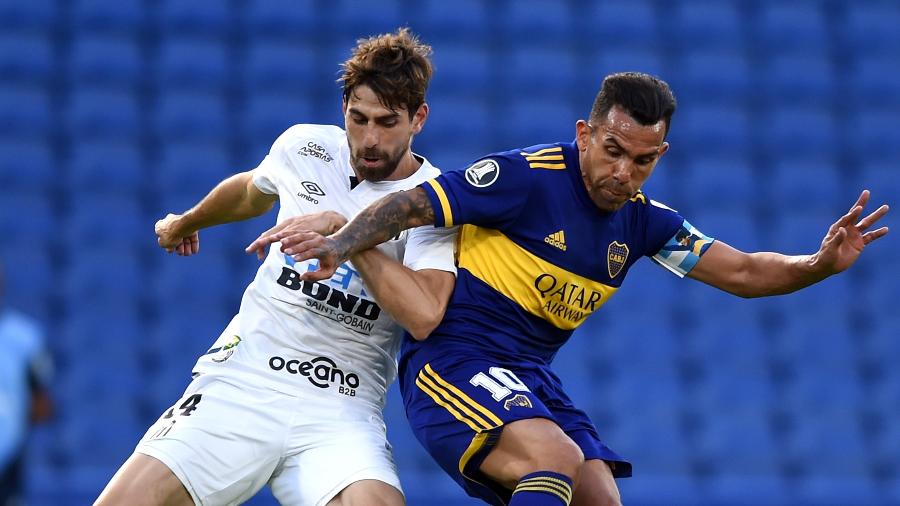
[266,73,889,505]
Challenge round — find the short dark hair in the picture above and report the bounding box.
[589,72,677,137]
[339,27,433,119]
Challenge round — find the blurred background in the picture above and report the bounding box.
[1,0,898,504]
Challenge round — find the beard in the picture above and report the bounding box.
[349,146,406,182]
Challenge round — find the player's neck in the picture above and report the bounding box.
[382,150,422,182]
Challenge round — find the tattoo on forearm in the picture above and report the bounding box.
[333,187,435,260]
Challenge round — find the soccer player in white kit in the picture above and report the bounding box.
[95,29,456,506]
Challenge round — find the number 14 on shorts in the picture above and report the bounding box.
[149,393,203,440]
[470,368,533,411]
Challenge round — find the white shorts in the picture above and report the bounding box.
[135,374,402,506]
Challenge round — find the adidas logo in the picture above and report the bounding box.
[544,230,567,251]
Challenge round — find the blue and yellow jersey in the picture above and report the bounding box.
[409,141,714,365]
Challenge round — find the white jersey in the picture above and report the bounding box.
[192,124,456,412]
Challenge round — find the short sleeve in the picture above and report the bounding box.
[252,127,298,195]
[418,156,532,228]
[403,226,458,274]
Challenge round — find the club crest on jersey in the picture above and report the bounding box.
[503,394,533,411]
[208,335,241,363]
[465,159,500,188]
[607,241,629,278]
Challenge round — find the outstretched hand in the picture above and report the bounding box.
[155,213,199,256]
[245,211,348,261]
[813,190,889,274]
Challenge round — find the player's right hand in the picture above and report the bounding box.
[280,232,342,282]
[155,213,200,256]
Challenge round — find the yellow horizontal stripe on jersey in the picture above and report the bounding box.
[415,376,485,432]
[457,225,618,330]
[425,178,454,227]
[528,162,567,170]
[523,154,565,161]
[423,364,503,426]
[521,147,563,157]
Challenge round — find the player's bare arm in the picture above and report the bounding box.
[271,187,436,282]
[351,250,454,340]
[688,190,889,297]
[155,171,278,256]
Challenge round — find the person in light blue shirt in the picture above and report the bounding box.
[0,262,53,506]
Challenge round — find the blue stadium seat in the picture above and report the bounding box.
[669,49,752,104]
[848,107,900,157]
[63,195,145,247]
[0,0,57,31]
[669,0,745,49]
[155,143,231,197]
[680,154,757,209]
[587,45,666,81]
[71,0,143,34]
[151,253,232,308]
[0,139,54,191]
[0,248,53,319]
[0,192,55,245]
[497,97,580,147]
[608,410,689,474]
[848,54,900,106]
[585,1,660,47]
[62,246,145,304]
[768,156,842,210]
[243,39,319,94]
[760,107,838,157]
[158,0,231,37]
[797,473,881,506]
[675,104,752,156]
[69,34,141,89]
[240,92,315,149]
[67,141,144,194]
[754,2,829,53]
[327,0,407,37]
[841,2,900,56]
[702,472,789,506]
[758,53,837,105]
[427,44,493,96]
[500,44,580,96]
[0,34,53,84]
[244,0,320,39]
[783,410,868,477]
[694,410,778,471]
[153,91,228,142]
[157,37,229,91]
[769,207,850,257]
[501,0,575,41]
[66,89,140,140]
[0,87,52,138]
[416,0,490,38]
[57,310,144,359]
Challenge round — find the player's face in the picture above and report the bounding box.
[343,84,427,182]
[575,106,669,212]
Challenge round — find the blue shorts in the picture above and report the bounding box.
[399,352,631,505]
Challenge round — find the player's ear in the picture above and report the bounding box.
[412,103,428,134]
[658,142,670,157]
[575,119,592,151]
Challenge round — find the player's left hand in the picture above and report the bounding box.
[812,190,889,274]
[280,232,343,282]
[245,211,348,260]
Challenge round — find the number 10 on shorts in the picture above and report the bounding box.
[470,367,529,401]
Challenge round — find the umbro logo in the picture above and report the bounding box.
[298,181,325,205]
[544,230,567,251]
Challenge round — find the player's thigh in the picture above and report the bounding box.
[571,459,621,506]
[325,479,404,506]
[270,414,403,506]
[135,376,287,505]
[94,453,192,506]
[479,417,584,489]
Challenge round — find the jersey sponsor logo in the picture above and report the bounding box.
[544,230,567,251]
[534,273,604,324]
[268,355,360,390]
[521,146,566,170]
[206,335,241,363]
[297,141,334,163]
[275,266,382,335]
[297,181,326,204]
[607,241,629,278]
[464,159,500,188]
[503,394,533,411]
